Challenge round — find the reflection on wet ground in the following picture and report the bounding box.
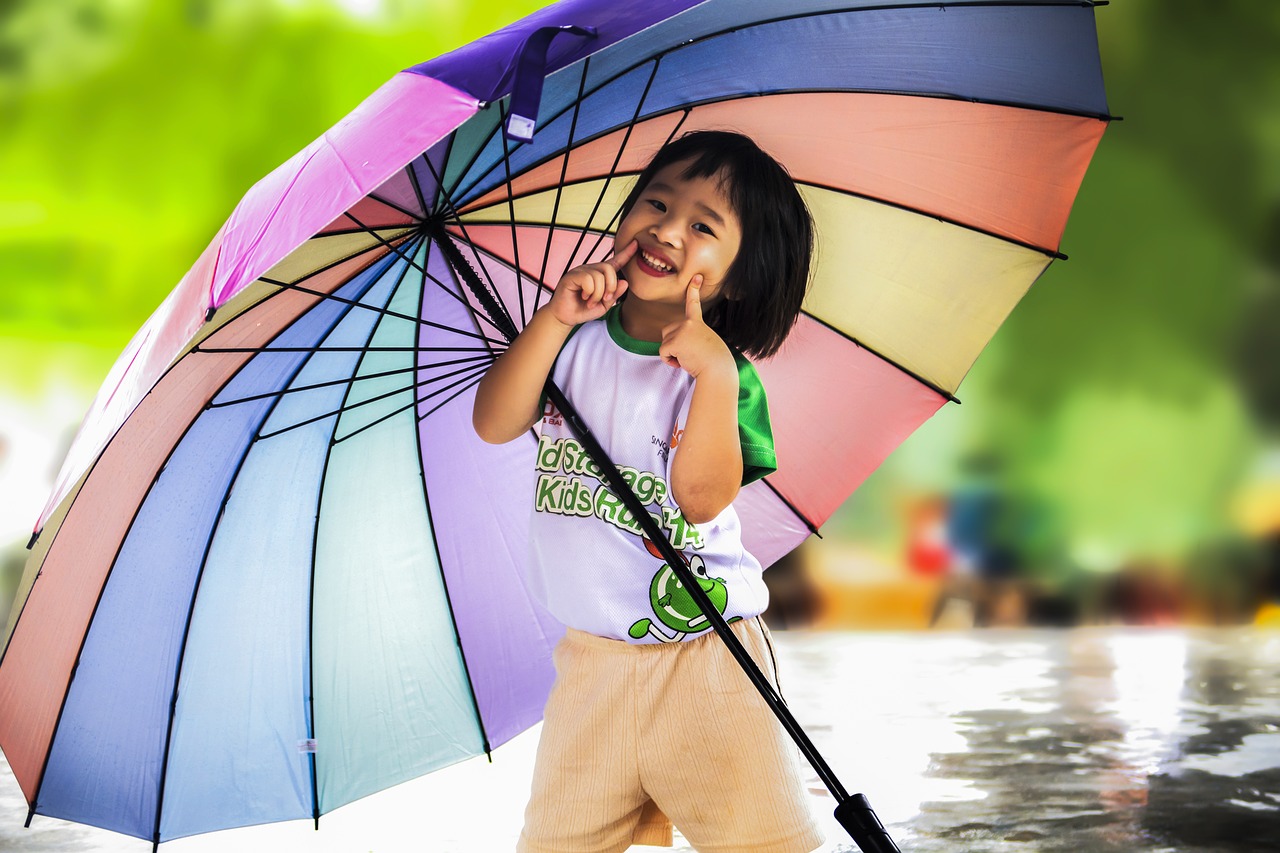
[783,628,1280,853]
[2,628,1277,852]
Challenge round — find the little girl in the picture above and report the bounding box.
[473,131,823,853]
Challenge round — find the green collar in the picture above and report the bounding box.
[605,305,661,356]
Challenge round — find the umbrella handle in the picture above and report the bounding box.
[542,381,902,853]
[835,794,902,853]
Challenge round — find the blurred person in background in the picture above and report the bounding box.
[927,451,1029,628]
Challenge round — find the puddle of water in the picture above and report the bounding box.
[780,627,1280,853]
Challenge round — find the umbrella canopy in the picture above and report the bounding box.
[0,0,1111,844]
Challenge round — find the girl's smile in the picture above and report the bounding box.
[635,247,677,276]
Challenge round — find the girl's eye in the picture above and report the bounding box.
[647,199,667,212]
[693,222,715,236]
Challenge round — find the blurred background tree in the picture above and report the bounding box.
[0,0,547,394]
[831,1,1280,583]
[2,0,1278,621]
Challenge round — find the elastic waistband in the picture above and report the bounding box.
[562,617,762,654]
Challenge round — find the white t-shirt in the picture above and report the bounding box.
[526,307,777,644]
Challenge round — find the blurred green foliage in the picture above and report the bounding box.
[0,0,546,391]
[1,0,1278,571]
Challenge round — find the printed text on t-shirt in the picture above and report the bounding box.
[534,435,703,550]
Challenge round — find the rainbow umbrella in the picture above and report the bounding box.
[0,0,1111,846]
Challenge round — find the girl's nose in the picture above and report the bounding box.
[650,217,680,245]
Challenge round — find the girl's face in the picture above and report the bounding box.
[614,160,742,312]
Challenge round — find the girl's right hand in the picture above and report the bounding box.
[546,239,637,327]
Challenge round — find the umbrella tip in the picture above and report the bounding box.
[205,306,216,323]
[27,530,39,550]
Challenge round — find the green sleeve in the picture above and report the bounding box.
[735,353,777,486]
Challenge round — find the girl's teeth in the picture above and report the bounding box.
[642,251,673,272]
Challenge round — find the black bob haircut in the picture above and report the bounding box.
[616,130,814,360]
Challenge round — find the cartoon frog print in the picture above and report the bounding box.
[628,537,739,643]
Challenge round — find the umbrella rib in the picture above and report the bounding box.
[22,492,173,831]
[306,223,416,240]
[300,252,412,827]
[409,266,494,761]
[206,356,495,409]
[496,104,529,329]
[800,312,961,403]
[438,107,506,212]
[535,56,592,306]
[759,479,823,538]
[147,422,277,849]
[567,96,685,280]
[330,366,490,445]
[342,211,500,321]
[260,277,507,347]
[208,229,418,324]
[413,373,490,425]
[361,191,426,224]
[256,362,491,443]
[419,154,521,334]
[798,177,1069,259]
[404,145,434,219]
[194,345,492,355]
[548,57,666,308]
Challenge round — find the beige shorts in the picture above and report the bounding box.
[517,617,823,853]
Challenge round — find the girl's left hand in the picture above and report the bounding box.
[659,276,735,380]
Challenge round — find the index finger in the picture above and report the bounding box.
[608,239,638,272]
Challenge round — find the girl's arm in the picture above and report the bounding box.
[472,308,574,443]
[472,240,636,444]
[661,277,744,523]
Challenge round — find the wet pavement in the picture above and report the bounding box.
[787,627,1280,853]
[2,627,1278,852]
